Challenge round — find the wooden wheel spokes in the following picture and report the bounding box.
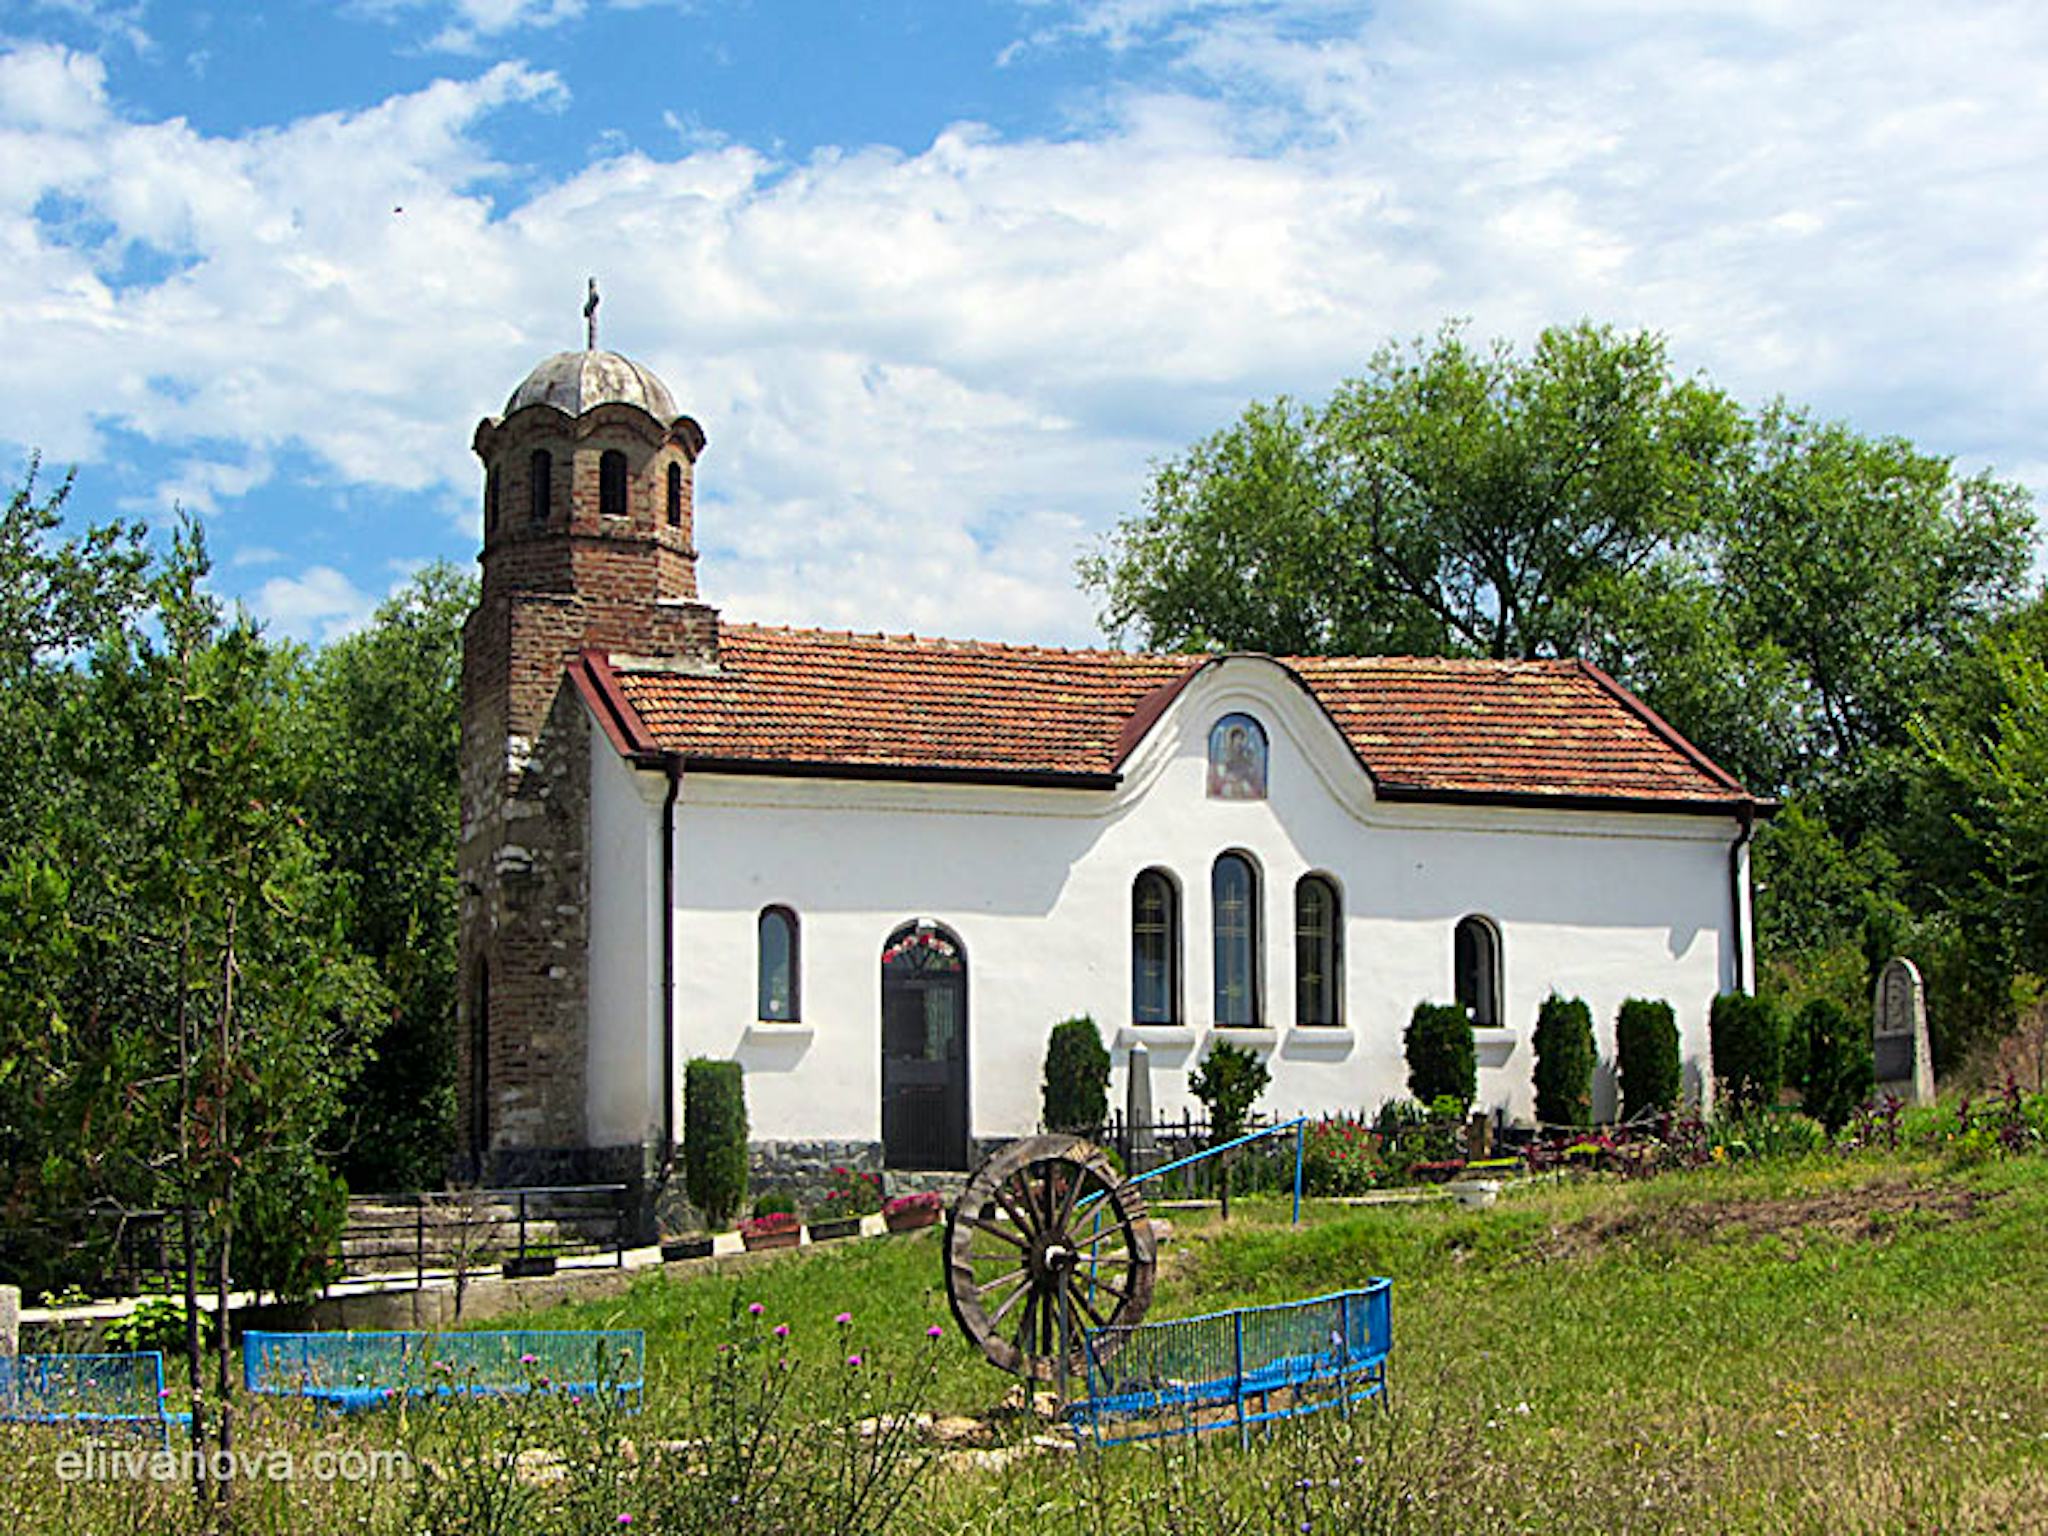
[944,1134,1159,1381]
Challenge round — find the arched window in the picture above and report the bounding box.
[1295,875,1341,1027]
[600,449,629,518]
[530,449,552,523]
[1207,713,1268,799]
[485,467,500,534]
[758,906,799,1022]
[666,461,683,528]
[1212,852,1261,1027]
[1132,869,1180,1025]
[1454,915,1502,1028]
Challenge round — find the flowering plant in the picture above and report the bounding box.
[818,1165,884,1217]
[882,1191,943,1217]
[738,1210,801,1237]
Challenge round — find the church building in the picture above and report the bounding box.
[456,316,1764,1192]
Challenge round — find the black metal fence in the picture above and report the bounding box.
[1068,1112,1298,1203]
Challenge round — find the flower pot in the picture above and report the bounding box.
[884,1203,942,1233]
[502,1254,557,1279]
[740,1224,801,1252]
[807,1217,862,1242]
[661,1237,714,1262]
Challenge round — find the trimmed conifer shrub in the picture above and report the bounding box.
[1795,997,1875,1133]
[683,1057,749,1229]
[1042,1016,1111,1131]
[1616,997,1682,1120]
[1405,1002,1477,1111]
[1532,993,1596,1127]
[1709,992,1785,1113]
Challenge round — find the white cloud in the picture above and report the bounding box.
[248,565,378,644]
[2,3,2046,646]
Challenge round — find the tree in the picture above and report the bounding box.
[1793,998,1874,1134]
[1188,1040,1270,1143]
[296,564,474,1190]
[1084,321,1745,662]
[1405,1002,1478,1112]
[1531,994,1596,1127]
[1041,1016,1111,1132]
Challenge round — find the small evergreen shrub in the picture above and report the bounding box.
[1041,1016,1111,1131]
[1532,994,1596,1127]
[683,1057,749,1229]
[1616,997,1682,1120]
[751,1189,798,1219]
[1405,1002,1477,1111]
[1710,992,1785,1113]
[1188,1039,1270,1142]
[1795,997,1874,1133]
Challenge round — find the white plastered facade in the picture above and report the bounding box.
[585,657,1747,1153]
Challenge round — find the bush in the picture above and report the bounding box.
[1188,1039,1270,1142]
[1300,1116,1380,1196]
[1795,997,1874,1133]
[1405,1002,1477,1111]
[1710,992,1786,1113]
[1616,997,1682,1120]
[752,1189,798,1218]
[1532,994,1596,1127]
[232,1153,347,1303]
[1373,1096,1466,1176]
[816,1165,883,1218]
[1042,1016,1111,1131]
[684,1058,749,1228]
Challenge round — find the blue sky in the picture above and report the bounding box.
[4,0,2044,645]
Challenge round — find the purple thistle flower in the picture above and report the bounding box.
[926,1325,944,1339]
[520,1353,538,1365]
[773,1324,790,1339]
[748,1301,765,1316]
[835,1312,853,1326]
[846,1354,862,1368]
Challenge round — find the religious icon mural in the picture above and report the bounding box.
[1207,713,1268,800]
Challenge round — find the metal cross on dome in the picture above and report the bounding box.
[584,277,599,350]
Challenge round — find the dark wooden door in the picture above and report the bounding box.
[881,924,968,1170]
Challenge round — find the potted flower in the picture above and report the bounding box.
[807,1165,882,1242]
[738,1211,802,1251]
[806,1210,863,1242]
[883,1191,944,1233]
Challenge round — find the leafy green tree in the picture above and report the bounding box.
[296,563,473,1190]
[1793,998,1874,1134]
[1084,321,1745,662]
[1405,1002,1478,1112]
[1188,1040,1270,1143]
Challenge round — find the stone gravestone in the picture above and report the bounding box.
[1872,956,1935,1105]
[0,1284,17,1356]
[1125,1041,1155,1172]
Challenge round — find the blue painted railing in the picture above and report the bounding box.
[243,1328,644,1414]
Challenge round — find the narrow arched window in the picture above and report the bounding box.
[600,449,628,518]
[1207,713,1268,799]
[486,467,500,534]
[1295,875,1341,1027]
[1454,915,1502,1028]
[530,449,552,523]
[666,461,683,528]
[1212,852,1261,1027]
[758,906,799,1022]
[1132,869,1180,1026]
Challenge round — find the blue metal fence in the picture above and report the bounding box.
[1075,1282,1390,1447]
[243,1328,644,1414]
[0,1351,187,1442]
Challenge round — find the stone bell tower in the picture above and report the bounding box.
[456,281,717,1184]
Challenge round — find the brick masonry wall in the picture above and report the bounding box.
[457,395,718,1185]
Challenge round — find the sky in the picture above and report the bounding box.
[3,0,2045,647]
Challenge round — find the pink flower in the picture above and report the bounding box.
[618,1517,633,1527]
[845,1354,862,1367]
[926,1325,944,1339]
[520,1353,538,1365]
[748,1302,765,1316]
[773,1324,790,1339]
[835,1312,853,1326]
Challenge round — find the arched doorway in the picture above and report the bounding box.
[881,921,969,1170]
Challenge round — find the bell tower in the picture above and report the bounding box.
[456,281,717,1184]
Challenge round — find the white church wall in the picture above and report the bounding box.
[584,658,1743,1152]
[585,727,666,1148]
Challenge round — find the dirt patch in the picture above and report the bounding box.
[1531,1180,1992,1263]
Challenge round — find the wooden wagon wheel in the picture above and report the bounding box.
[945,1134,1157,1382]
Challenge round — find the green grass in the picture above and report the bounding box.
[8,1152,2048,1532]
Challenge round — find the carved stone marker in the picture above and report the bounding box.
[0,1284,17,1356]
[1125,1042,1155,1170]
[1872,956,1934,1105]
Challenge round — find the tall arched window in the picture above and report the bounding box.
[1454,915,1502,1028]
[530,449,552,523]
[666,461,683,528]
[486,466,500,534]
[1212,852,1261,1027]
[600,449,629,518]
[758,906,799,1022]
[1132,869,1180,1025]
[1295,875,1341,1027]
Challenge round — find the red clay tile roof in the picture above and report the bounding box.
[594,624,1755,812]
